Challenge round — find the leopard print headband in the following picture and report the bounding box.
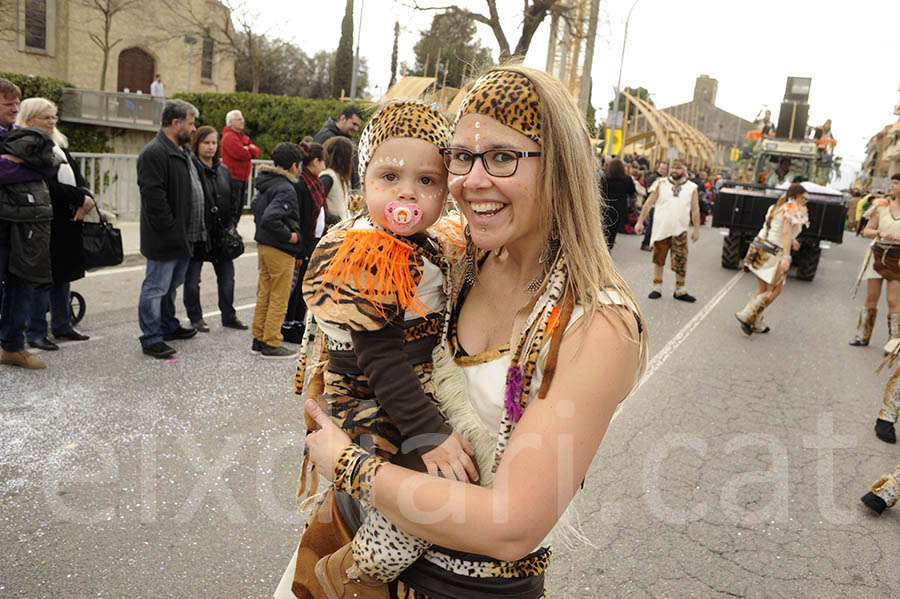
[457,70,542,144]
[357,101,452,182]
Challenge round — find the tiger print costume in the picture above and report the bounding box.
[299,214,463,459]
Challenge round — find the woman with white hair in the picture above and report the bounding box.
[16,97,94,349]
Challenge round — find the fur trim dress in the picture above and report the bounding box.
[743,200,809,284]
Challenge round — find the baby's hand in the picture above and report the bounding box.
[421,431,479,483]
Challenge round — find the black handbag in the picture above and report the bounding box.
[211,206,244,261]
[82,209,124,269]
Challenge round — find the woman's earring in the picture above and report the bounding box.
[464,224,478,286]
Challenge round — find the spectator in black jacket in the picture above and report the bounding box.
[600,158,636,250]
[182,125,248,334]
[0,78,60,370]
[313,105,362,188]
[250,142,303,359]
[136,99,201,359]
[17,98,94,352]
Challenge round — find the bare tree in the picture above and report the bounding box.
[409,0,560,60]
[157,0,283,93]
[80,0,141,89]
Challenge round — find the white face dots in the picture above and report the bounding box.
[474,121,481,129]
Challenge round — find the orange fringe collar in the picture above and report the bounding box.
[319,229,430,320]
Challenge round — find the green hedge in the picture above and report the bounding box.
[173,91,372,158]
[1,71,114,153]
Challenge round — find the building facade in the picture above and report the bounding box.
[4,0,235,95]
[662,75,755,157]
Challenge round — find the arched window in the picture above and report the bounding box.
[117,47,155,94]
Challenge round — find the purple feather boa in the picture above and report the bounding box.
[504,364,524,421]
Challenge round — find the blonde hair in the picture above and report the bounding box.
[16,97,68,148]
[471,64,647,370]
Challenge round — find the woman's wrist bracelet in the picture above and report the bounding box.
[333,443,385,507]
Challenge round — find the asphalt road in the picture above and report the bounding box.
[2,223,898,598]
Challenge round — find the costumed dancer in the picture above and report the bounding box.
[634,158,700,302]
[860,174,900,356]
[280,101,476,599]
[861,461,900,515]
[294,65,645,599]
[735,183,809,335]
[849,207,885,347]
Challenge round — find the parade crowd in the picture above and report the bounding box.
[2,64,899,599]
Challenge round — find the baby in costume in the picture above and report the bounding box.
[299,101,476,598]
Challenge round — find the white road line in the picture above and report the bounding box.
[86,252,259,277]
[199,303,256,319]
[612,271,744,420]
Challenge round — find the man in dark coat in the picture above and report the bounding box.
[313,105,362,188]
[136,99,202,358]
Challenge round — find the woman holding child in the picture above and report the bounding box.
[276,65,645,599]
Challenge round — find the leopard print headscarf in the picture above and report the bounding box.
[357,101,452,182]
[457,69,542,144]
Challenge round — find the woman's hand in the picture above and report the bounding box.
[777,257,791,275]
[634,221,645,235]
[421,431,479,483]
[791,239,800,251]
[73,196,95,221]
[304,399,352,482]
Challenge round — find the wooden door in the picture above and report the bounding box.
[117,47,154,94]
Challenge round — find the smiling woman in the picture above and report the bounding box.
[281,67,647,599]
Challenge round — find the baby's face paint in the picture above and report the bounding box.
[364,137,448,237]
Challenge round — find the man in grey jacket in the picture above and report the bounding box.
[136,99,202,358]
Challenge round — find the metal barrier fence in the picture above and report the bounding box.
[70,153,273,218]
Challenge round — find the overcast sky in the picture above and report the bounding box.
[260,0,900,183]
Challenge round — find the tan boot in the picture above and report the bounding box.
[1,350,46,369]
[849,307,877,346]
[735,295,767,336]
[884,313,900,356]
[314,543,389,599]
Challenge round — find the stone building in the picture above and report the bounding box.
[3,0,236,152]
[661,75,755,159]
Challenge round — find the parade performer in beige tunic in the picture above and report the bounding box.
[735,183,809,335]
[634,158,700,302]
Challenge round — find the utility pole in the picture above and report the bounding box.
[609,0,640,155]
[349,0,365,102]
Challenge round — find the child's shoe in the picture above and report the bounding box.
[315,543,389,599]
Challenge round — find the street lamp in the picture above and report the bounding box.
[349,0,365,102]
[184,35,198,93]
[609,0,640,156]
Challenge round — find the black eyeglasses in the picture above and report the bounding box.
[440,147,542,177]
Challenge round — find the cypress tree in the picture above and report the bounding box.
[388,21,399,90]
[332,0,354,98]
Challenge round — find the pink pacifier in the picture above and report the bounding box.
[385,202,422,231]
